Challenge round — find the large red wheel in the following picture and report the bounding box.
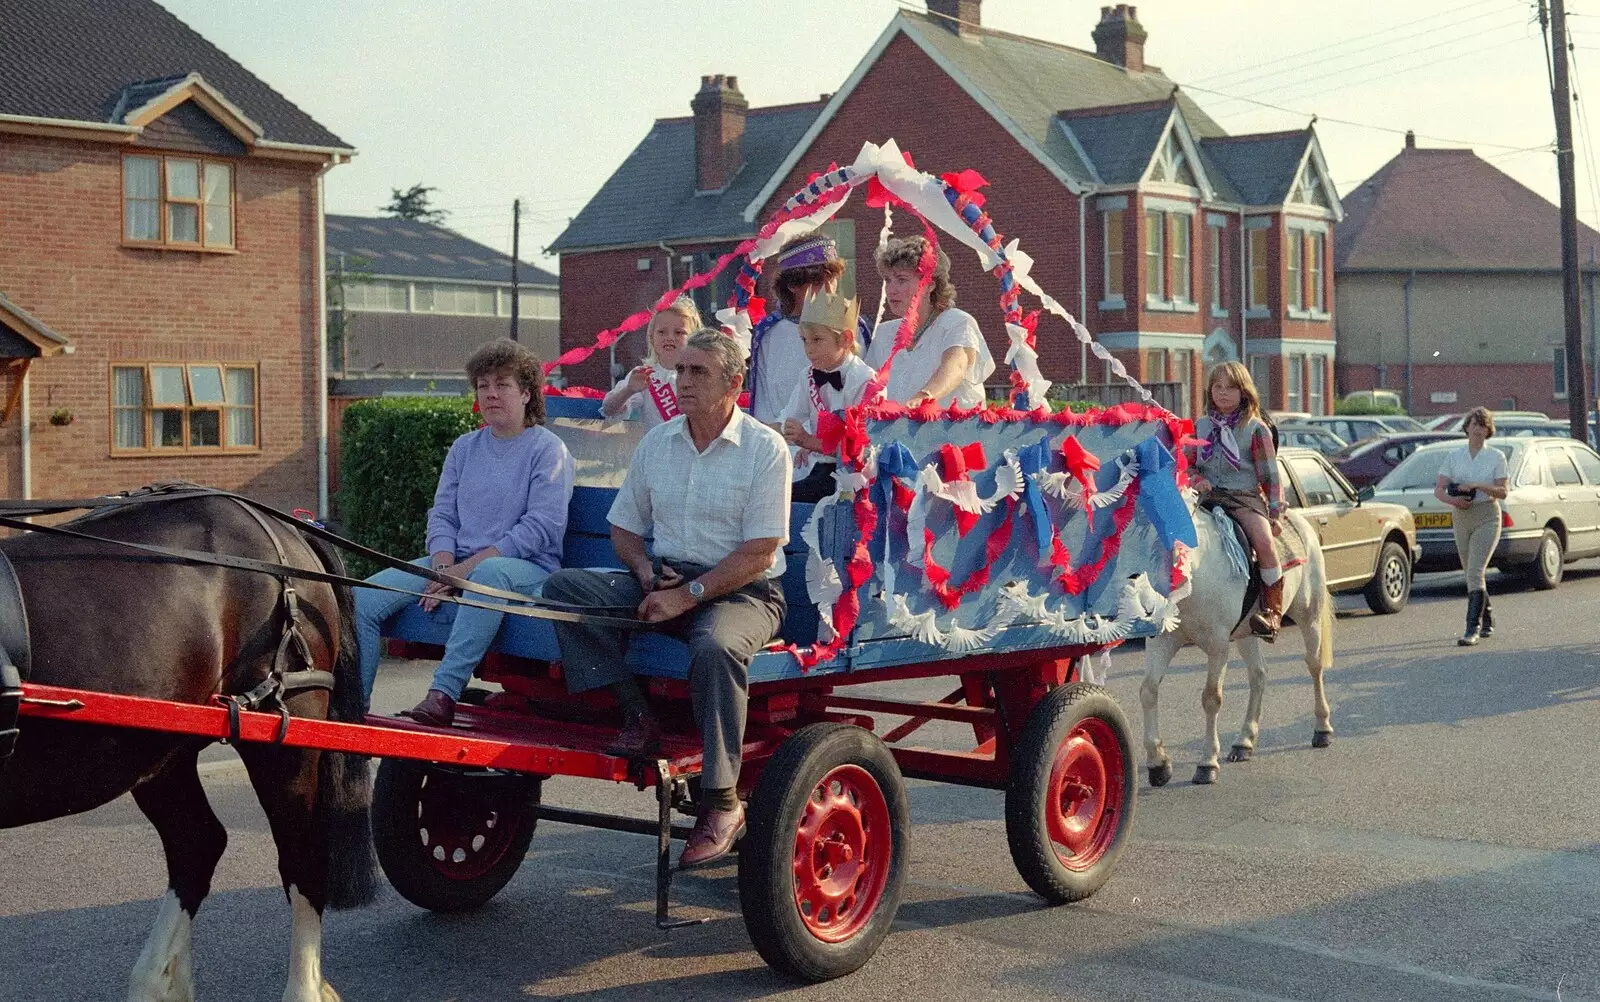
[740,723,908,982]
[372,759,540,912]
[1005,682,1136,903]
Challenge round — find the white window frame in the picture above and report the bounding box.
[1102,208,1126,308]
[1287,230,1305,311]
[1248,228,1270,312]
[1288,353,1306,411]
[1171,213,1192,304]
[1208,223,1225,315]
[1144,210,1166,305]
[1309,355,1326,415]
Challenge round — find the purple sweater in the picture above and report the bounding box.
[425,425,575,573]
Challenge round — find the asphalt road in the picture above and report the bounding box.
[5,563,1600,1001]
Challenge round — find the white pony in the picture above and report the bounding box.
[1140,504,1334,787]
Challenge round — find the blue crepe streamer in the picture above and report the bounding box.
[1134,436,1198,548]
[1016,436,1054,553]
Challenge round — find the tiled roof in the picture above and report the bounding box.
[327,215,558,286]
[0,0,347,148]
[0,290,71,355]
[1336,146,1600,271]
[898,11,1224,183]
[1057,102,1174,185]
[548,100,824,252]
[1198,130,1312,206]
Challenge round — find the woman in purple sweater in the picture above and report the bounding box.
[355,339,575,725]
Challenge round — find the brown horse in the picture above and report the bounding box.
[0,493,376,1002]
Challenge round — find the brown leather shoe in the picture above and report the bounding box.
[408,689,456,727]
[678,803,746,870]
[605,709,662,759]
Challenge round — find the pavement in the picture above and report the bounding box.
[4,563,1600,1001]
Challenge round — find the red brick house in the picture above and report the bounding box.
[0,0,352,510]
[1335,134,1600,418]
[552,2,1344,418]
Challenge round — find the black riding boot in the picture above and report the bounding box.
[1479,592,1494,638]
[1458,590,1484,646]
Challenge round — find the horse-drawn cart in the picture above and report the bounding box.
[4,142,1203,992]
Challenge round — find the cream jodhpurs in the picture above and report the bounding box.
[1452,501,1501,591]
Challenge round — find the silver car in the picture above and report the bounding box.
[1371,436,1600,589]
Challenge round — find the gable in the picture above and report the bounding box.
[132,99,248,157]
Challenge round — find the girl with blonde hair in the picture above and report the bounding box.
[600,296,701,428]
[1189,361,1287,638]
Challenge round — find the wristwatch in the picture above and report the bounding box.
[688,580,706,602]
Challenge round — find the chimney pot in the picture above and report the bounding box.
[691,73,749,192]
[1092,3,1148,72]
[1405,129,1416,149]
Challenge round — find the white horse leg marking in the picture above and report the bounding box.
[1196,643,1229,775]
[1231,635,1268,758]
[127,890,194,1002]
[282,885,338,1002]
[1140,633,1180,773]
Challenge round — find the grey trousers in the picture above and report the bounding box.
[544,564,785,789]
[1453,500,1502,591]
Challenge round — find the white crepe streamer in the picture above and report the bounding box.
[873,201,893,334]
[1036,452,1140,511]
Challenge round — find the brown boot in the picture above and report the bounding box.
[408,689,456,727]
[605,709,663,759]
[1249,578,1284,642]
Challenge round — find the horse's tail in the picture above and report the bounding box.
[301,530,380,910]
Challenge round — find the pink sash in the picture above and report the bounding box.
[808,376,827,416]
[647,370,680,422]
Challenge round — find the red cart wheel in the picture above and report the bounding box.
[1005,682,1136,904]
[372,759,539,912]
[740,723,908,982]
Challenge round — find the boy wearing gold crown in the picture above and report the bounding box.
[777,287,875,502]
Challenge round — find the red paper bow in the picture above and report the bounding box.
[1061,436,1101,487]
[938,442,988,535]
[816,408,870,466]
[940,169,989,208]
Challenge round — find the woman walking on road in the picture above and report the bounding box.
[1435,407,1508,646]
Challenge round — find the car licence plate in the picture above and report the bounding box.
[1415,512,1453,529]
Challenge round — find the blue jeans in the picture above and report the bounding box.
[354,556,549,706]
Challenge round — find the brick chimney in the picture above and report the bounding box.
[926,0,981,36]
[1092,5,1148,72]
[691,74,748,193]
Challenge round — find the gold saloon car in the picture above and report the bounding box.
[1275,447,1420,613]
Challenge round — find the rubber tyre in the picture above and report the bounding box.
[1363,539,1412,614]
[739,723,909,983]
[1522,528,1564,590]
[1005,682,1136,905]
[372,759,539,912]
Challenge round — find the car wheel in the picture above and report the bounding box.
[1363,539,1411,614]
[1522,527,1564,590]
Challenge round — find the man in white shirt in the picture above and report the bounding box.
[545,329,791,868]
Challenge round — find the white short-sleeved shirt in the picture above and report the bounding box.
[864,307,995,408]
[1439,444,1508,505]
[608,408,792,577]
[602,363,677,430]
[750,316,811,424]
[776,354,876,480]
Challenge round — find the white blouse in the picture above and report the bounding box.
[1439,444,1508,505]
[864,307,994,408]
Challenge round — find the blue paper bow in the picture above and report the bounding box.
[871,441,920,554]
[1134,436,1198,548]
[1015,436,1055,553]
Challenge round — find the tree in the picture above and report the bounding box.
[380,183,448,224]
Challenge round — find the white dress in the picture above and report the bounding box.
[775,355,877,480]
[749,316,811,424]
[601,362,678,430]
[864,307,994,408]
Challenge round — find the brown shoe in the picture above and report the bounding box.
[678,803,746,870]
[605,709,662,759]
[1249,578,1284,642]
[409,689,456,726]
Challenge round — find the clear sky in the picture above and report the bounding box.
[157,0,1597,271]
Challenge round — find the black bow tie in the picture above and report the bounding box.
[811,368,844,390]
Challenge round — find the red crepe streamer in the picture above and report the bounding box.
[543,385,605,399]
[920,497,1016,611]
[1054,479,1141,595]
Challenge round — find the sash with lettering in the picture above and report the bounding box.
[647,368,680,422]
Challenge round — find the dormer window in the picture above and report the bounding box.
[123,154,235,249]
[1148,130,1197,187]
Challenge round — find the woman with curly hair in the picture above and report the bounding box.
[863,235,994,407]
[748,232,868,423]
[354,338,576,725]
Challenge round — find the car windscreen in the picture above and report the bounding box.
[1382,416,1426,432]
[1378,442,1515,491]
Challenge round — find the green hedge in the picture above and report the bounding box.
[1333,398,1407,416]
[340,396,478,577]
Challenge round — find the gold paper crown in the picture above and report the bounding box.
[799,288,859,334]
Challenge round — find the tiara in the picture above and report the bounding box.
[799,287,859,333]
[776,235,838,271]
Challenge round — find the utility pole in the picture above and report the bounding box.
[1548,0,1589,439]
[509,198,521,342]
